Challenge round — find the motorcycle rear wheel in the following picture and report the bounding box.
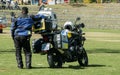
[78,48,88,66]
[47,51,62,68]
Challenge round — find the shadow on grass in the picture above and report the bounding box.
[87,48,120,54]
[31,64,106,70]
[87,64,106,67]
[31,66,49,69]
[0,49,15,54]
[64,65,85,69]
[2,48,120,54]
[31,65,85,69]
[67,64,106,69]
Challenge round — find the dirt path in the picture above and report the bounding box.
[1,29,120,42]
[86,32,120,42]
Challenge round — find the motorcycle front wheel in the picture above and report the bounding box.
[78,48,88,66]
[47,51,62,68]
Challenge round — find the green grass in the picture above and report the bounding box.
[0,28,120,75]
[1,3,120,75]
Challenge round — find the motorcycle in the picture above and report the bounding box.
[32,17,88,68]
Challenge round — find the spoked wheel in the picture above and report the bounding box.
[47,50,62,68]
[78,48,88,66]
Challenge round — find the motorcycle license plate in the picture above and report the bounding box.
[41,43,50,51]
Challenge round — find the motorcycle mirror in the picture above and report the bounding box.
[80,23,85,28]
[76,17,80,21]
[74,17,81,25]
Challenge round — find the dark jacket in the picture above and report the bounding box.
[11,14,34,37]
[11,14,44,38]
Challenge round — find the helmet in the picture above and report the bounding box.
[63,21,74,30]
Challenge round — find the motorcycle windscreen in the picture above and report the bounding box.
[61,30,69,49]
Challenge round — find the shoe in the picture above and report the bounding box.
[26,66,32,69]
[18,65,23,69]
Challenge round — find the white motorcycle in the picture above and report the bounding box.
[32,17,88,68]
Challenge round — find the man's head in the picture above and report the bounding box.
[22,7,28,14]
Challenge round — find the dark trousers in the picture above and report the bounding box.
[14,36,32,68]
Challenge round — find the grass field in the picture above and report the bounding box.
[0,28,120,75]
[0,3,120,75]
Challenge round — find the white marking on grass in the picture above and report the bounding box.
[37,64,43,66]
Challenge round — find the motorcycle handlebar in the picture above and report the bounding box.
[75,23,85,28]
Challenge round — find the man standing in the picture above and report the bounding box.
[11,7,34,69]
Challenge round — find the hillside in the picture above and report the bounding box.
[1,3,120,29]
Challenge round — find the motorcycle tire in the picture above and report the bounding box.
[78,48,88,66]
[47,52,62,68]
